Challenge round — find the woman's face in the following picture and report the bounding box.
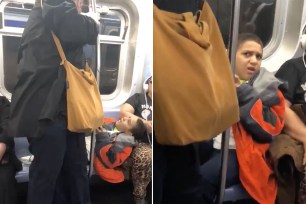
[235,40,263,81]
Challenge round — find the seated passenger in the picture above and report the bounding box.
[120,76,152,203]
[93,116,149,203]
[200,33,286,204]
[273,44,306,203]
[0,96,22,204]
[120,76,152,139]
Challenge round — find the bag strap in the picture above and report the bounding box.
[51,32,67,65]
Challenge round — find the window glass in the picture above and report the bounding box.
[99,43,120,94]
[207,0,276,47]
[97,9,125,95]
[239,0,276,46]
[3,3,33,28]
[99,14,121,36]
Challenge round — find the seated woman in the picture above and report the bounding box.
[120,76,152,204]
[94,116,150,204]
[200,33,286,204]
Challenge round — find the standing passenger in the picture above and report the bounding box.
[200,33,286,204]
[7,0,99,203]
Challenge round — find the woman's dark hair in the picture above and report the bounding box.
[237,33,263,49]
[131,119,147,141]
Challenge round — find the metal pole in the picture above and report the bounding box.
[217,0,240,203]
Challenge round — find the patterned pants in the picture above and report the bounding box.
[123,143,152,200]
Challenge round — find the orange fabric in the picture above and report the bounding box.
[249,91,286,136]
[233,90,285,204]
[94,156,124,183]
[103,117,116,124]
[94,144,133,183]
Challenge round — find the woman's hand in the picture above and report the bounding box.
[234,74,241,88]
[96,126,104,133]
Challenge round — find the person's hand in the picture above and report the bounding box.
[96,126,104,133]
[0,143,6,161]
[234,74,241,88]
[81,12,100,25]
[145,121,152,134]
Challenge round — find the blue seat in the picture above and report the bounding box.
[223,184,251,202]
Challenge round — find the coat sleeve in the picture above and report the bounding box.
[42,0,98,46]
[0,97,13,147]
[237,84,285,143]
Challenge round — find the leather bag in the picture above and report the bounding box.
[153,2,239,145]
[51,32,104,133]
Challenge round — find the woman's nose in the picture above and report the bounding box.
[250,55,259,64]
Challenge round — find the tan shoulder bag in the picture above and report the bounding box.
[154,2,239,145]
[52,32,104,133]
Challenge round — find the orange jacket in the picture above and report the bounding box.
[94,123,136,183]
[233,69,286,204]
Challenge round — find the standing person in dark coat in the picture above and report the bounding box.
[0,96,22,204]
[7,0,99,203]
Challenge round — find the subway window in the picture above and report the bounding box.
[3,2,32,28]
[99,43,120,94]
[0,1,32,95]
[239,0,276,46]
[207,0,276,47]
[97,9,126,95]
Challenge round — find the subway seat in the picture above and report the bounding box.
[223,183,251,202]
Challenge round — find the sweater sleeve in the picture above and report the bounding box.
[237,84,285,143]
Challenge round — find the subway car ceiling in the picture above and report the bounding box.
[0,0,152,110]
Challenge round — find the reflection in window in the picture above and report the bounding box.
[99,14,121,36]
[207,0,276,47]
[99,43,120,94]
[239,0,276,46]
[3,36,20,93]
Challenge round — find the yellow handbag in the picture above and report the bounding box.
[51,32,104,133]
[153,2,239,145]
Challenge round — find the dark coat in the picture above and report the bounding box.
[268,134,304,204]
[8,1,98,138]
[0,96,22,172]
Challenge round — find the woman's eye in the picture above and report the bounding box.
[243,52,251,57]
[256,55,262,60]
